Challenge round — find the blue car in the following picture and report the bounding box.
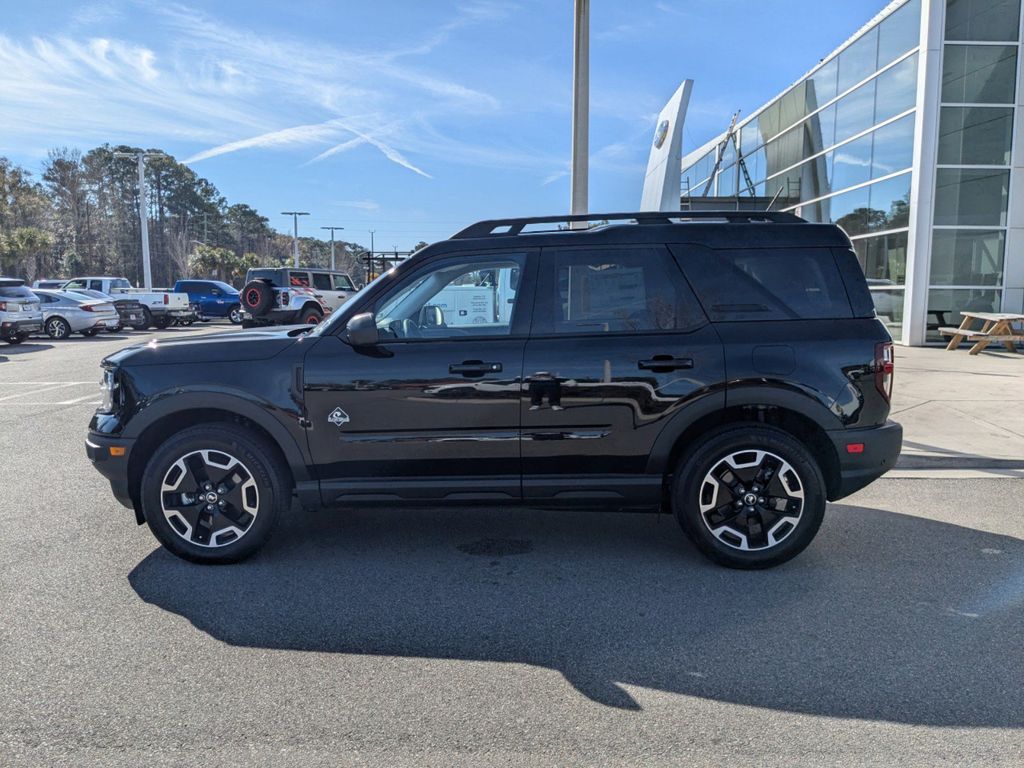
[172,280,242,324]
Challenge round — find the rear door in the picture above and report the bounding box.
[521,244,725,508]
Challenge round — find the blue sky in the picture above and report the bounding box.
[1,0,886,249]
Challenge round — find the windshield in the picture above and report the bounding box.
[307,268,396,337]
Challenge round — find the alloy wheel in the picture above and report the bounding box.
[698,449,804,551]
[160,449,259,548]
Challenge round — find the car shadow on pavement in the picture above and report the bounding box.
[129,503,1024,725]
[0,341,54,358]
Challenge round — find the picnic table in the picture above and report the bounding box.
[939,311,1024,355]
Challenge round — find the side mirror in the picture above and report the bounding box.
[346,312,379,347]
[420,304,445,328]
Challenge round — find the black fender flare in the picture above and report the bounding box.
[123,389,313,485]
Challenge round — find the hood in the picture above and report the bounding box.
[104,325,313,367]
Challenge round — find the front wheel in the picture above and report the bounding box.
[3,333,28,345]
[82,328,100,337]
[140,424,291,564]
[45,317,71,340]
[672,425,826,569]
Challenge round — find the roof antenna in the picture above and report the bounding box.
[765,186,784,212]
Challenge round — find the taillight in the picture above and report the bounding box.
[874,341,894,402]
[280,291,289,305]
[82,304,95,312]
[0,302,6,312]
[163,294,169,304]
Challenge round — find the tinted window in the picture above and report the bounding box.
[108,279,131,290]
[547,247,704,334]
[64,279,87,289]
[88,280,104,291]
[942,44,1018,103]
[289,271,311,287]
[937,106,1013,165]
[934,168,1010,226]
[248,269,282,285]
[0,285,34,299]
[332,274,355,291]
[310,272,331,291]
[673,246,853,321]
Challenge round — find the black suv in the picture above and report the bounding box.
[87,212,901,569]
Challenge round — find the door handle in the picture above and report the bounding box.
[449,360,503,376]
[638,356,694,371]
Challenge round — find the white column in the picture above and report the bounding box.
[570,0,589,225]
[902,0,945,346]
[1002,9,1024,314]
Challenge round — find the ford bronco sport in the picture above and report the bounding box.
[87,212,902,569]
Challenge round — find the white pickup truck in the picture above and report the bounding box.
[63,276,191,330]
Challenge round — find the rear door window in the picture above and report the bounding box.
[312,272,332,291]
[538,246,706,335]
[671,245,853,321]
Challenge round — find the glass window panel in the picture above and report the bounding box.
[875,53,918,123]
[806,104,836,154]
[838,26,880,94]
[870,288,905,337]
[833,133,873,190]
[718,165,738,196]
[871,114,916,178]
[945,0,1021,41]
[879,0,922,65]
[758,100,785,142]
[941,44,1018,103]
[868,172,912,232]
[934,168,1010,225]
[835,80,877,143]
[720,139,736,168]
[937,106,1013,164]
[829,185,873,236]
[743,145,766,184]
[779,83,809,134]
[927,288,1001,339]
[809,57,838,108]
[930,229,1005,285]
[854,230,909,284]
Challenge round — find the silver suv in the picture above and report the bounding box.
[239,268,339,327]
[0,278,44,344]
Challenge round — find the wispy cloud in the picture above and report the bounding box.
[334,200,381,212]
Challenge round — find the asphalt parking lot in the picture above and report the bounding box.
[2,325,1023,766]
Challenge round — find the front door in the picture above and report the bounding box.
[521,244,725,508]
[303,250,535,505]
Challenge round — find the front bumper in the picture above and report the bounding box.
[827,419,903,500]
[86,433,137,514]
[1,318,43,337]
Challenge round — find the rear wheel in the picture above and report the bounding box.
[152,316,172,330]
[228,304,243,324]
[3,333,28,345]
[672,425,826,569]
[140,424,290,564]
[300,306,323,325]
[45,317,71,340]
[134,307,152,330]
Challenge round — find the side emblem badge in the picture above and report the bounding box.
[328,407,350,427]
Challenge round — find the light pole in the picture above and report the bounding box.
[321,226,345,270]
[281,211,309,267]
[113,150,165,289]
[570,0,589,227]
[368,230,376,283]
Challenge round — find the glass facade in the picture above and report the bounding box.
[678,0,1024,344]
[681,0,923,338]
[929,0,1020,339]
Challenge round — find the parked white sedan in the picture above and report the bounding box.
[32,289,120,339]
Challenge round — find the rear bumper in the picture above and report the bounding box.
[1,318,43,336]
[827,420,903,500]
[86,433,136,513]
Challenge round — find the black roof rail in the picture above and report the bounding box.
[452,210,805,239]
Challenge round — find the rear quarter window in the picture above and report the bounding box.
[671,245,853,321]
[0,285,34,299]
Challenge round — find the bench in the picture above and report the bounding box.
[939,311,1024,355]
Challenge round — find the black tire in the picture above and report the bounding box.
[106,326,121,334]
[152,316,172,330]
[45,316,71,340]
[300,305,323,325]
[135,307,153,330]
[241,281,274,316]
[241,318,257,329]
[140,424,291,564]
[3,333,26,345]
[228,304,243,325]
[671,425,826,570]
[81,328,100,337]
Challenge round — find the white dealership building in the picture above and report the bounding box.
[646,0,1024,345]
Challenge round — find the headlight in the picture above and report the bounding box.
[98,369,119,413]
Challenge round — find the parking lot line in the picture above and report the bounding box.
[54,393,102,404]
[0,382,84,402]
